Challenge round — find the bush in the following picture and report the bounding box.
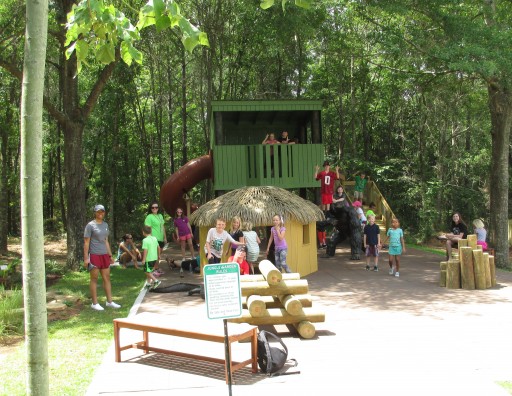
[0,287,24,337]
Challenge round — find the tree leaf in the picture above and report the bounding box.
[260,0,275,10]
[96,42,116,64]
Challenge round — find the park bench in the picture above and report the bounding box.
[113,312,258,383]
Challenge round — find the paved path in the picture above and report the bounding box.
[87,244,512,395]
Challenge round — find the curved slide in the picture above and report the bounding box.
[160,154,213,216]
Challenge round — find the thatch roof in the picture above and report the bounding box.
[190,186,324,227]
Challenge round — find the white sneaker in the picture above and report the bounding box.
[389,268,394,275]
[106,301,121,309]
[395,272,400,278]
[91,303,104,311]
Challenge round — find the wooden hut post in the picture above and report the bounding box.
[466,234,477,249]
[459,247,475,290]
[489,255,497,287]
[440,261,448,287]
[472,249,486,290]
[446,259,461,289]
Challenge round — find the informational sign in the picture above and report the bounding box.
[203,263,242,320]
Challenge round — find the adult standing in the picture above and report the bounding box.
[83,204,121,311]
[144,201,167,249]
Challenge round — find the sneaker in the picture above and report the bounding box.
[144,282,152,289]
[106,301,121,309]
[152,280,161,290]
[180,268,184,278]
[373,266,378,272]
[389,268,394,275]
[395,272,400,278]
[91,303,104,311]
[365,265,370,271]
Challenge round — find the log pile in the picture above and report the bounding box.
[439,234,496,290]
[228,260,325,339]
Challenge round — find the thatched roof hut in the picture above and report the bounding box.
[192,186,324,277]
[189,186,324,227]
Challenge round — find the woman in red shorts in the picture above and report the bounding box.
[83,204,121,311]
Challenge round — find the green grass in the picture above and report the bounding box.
[0,267,144,396]
[407,243,445,256]
[0,287,24,338]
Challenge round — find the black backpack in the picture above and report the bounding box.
[257,330,289,374]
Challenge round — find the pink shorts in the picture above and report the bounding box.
[321,193,333,205]
[89,254,111,269]
[477,240,488,251]
[179,234,192,241]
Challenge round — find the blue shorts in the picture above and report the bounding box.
[388,245,402,256]
[365,245,379,257]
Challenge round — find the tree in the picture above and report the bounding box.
[20,0,50,393]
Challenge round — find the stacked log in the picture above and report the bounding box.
[229,260,325,339]
[439,234,496,290]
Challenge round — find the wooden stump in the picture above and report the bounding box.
[258,260,283,285]
[278,295,304,316]
[242,295,312,309]
[240,279,309,297]
[466,234,477,249]
[293,321,316,339]
[458,239,468,248]
[489,255,497,287]
[247,295,268,317]
[472,249,486,290]
[483,253,491,289]
[228,307,325,325]
[240,273,300,283]
[459,247,475,290]
[440,261,448,287]
[446,259,461,289]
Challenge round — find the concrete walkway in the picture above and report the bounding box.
[86,244,512,395]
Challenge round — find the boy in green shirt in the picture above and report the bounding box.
[141,225,162,289]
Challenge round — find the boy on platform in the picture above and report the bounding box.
[363,215,381,271]
[141,225,162,290]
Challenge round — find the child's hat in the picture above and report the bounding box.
[352,201,362,207]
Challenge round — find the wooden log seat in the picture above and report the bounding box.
[113,312,258,383]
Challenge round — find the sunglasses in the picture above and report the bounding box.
[151,206,159,209]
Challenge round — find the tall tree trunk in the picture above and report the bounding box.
[181,46,188,166]
[20,0,49,392]
[166,59,175,174]
[487,81,511,269]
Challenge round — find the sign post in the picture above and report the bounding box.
[203,263,242,395]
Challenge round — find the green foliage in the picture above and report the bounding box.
[65,0,209,72]
[260,0,312,11]
[45,259,66,276]
[0,286,24,337]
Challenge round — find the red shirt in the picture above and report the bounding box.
[316,171,338,195]
[228,256,250,275]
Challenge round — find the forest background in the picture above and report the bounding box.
[1,0,511,268]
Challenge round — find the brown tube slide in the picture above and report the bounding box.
[159,154,213,216]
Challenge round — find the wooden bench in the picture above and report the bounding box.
[113,312,258,383]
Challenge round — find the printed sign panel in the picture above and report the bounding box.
[203,263,242,320]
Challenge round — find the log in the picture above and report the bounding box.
[466,234,477,249]
[459,247,475,290]
[489,255,496,287]
[246,295,268,317]
[240,279,309,297]
[240,273,301,282]
[446,259,461,289]
[242,295,313,309]
[483,253,491,289]
[458,239,468,248]
[439,261,448,287]
[258,260,283,285]
[293,321,316,339]
[278,295,304,316]
[227,307,325,325]
[472,249,486,290]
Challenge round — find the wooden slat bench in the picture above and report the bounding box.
[113,312,258,383]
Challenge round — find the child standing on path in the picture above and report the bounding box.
[141,225,162,290]
[314,161,340,213]
[363,215,381,271]
[383,218,406,277]
[173,207,196,261]
[205,218,244,264]
[266,215,292,273]
[242,221,261,275]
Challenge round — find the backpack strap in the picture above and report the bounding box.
[261,330,288,355]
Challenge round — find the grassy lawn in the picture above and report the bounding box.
[0,266,143,396]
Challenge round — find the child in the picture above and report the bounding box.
[352,200,367,229]
[229,216,245,256]
[173,207,196,261]
[353,171,369,203]
[242,221,261,274]
[363,215,381,271]
[366,202,377,219]
[383,218,406,277]
[228,246,251,275]
[205,218,244,264]
[141,225,162,290]
[117,233,141,269]
[314,161,340,213]
[472,219,488,251]
[266,215,291,273]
